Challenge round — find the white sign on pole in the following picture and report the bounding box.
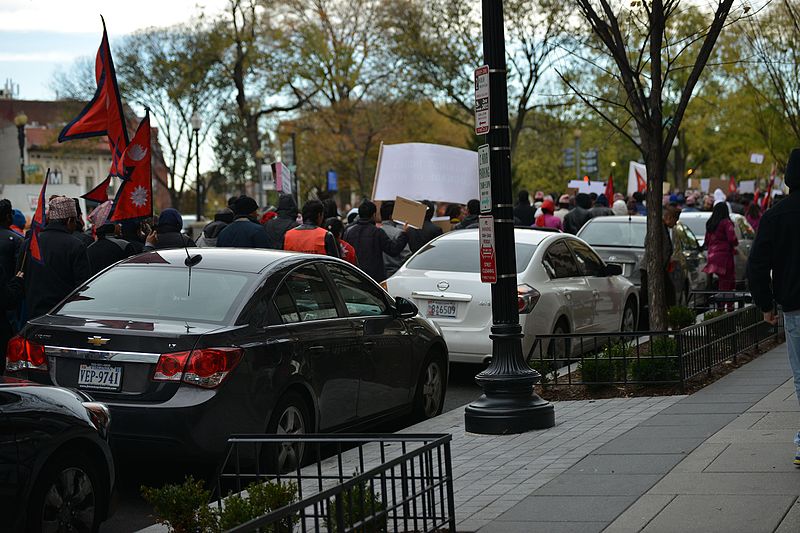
[478,215,497,284]
[478,144,492,213]
[750,153,765,165]
[474,65,490,135]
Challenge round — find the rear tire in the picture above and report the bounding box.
[621,299,637,332]
[547,318,572,366]
[413,352,446,420]
[263,391,310,474]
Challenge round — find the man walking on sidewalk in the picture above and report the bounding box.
[747,148,800,466]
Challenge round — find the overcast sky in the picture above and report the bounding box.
[0,0,228,100]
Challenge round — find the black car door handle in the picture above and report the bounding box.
[363,341,376,350]
[308,345,325,353]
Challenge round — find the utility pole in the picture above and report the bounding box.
[465,0,555,434]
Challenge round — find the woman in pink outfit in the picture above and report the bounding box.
[745,202,762,233]
[534,199,562,230]
[703,202,738,295]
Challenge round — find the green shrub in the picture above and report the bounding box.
[579,342,629,387]
[703,310,725,321]
[326,479,387,533]
[630,337,680,382]
[219,481,298,532]
[141,476,217,533]
[667,306,696,330]
[529,357,559,385]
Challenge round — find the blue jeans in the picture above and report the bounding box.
[782,311,800,446]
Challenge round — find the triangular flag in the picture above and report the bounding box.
[605,173,614,200]
[82,176,112,203]
[636,169,647,193]
[29,171,49,264]
[110,112,152,222]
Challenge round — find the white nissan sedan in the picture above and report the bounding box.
[384,228,639,364]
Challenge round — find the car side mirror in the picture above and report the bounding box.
[604,264,622,276]
[394,297,419,319]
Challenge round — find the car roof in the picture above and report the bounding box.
[119,248,300,274]
[581,215,646,225]
[679,211,744,220]
[434,227,558,245]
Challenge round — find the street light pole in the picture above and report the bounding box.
[465,0,555,434]
[191,112,203,221]
[14,112,27,184]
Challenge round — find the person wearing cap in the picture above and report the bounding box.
[554,194,571,221]
[145,208,196,250]
[284,200,340,258]
[87,223,137,275]
[589,194,614,218]
[264,193,299,249]
[11,208,26,236]
[20,196,91,319]
[747,148,800,466]
[534,199,562,230]
[0,199,22,288]
[120,220,147,253]
[217,196,270,248]
[196,208,235,247]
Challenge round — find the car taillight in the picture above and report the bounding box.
[152,348,242,389]
[517,284,541,314]
[6,335,48,372]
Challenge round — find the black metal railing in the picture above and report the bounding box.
[527,305,782,389]
[688,290,753,314]
[213,434,456,533]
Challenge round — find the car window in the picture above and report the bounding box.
[578,220,647,247]
[283,265,339,322]
[57,266,256,324]
[568,240,605,277]
[679,215,708,238]
[681,225,701,250]
[326,264,388,317]
[405,239,537,273]
[542,240,581,279]
[272,284,300,324]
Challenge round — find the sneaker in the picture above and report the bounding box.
[795,447,800,467]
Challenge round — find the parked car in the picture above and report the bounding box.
[577,216,708,305]
[383,228,639,365]
[678,211,754,285]
[0,377,114,532]
[6,250,448,471]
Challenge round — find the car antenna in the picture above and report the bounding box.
[183,239,202,297]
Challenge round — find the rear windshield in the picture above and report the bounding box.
[679,216,708,237]
[56,266,256,324]
[405,239,537,273]
[579,221,647,248]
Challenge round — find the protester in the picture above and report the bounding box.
[612,199,628,216]
[703,202,738,297]
[379,201,411,276]
[20,196,91,319]
[563,193,593,234]
[627,198,639,215]
[702,194,714,211]
[0,267,24,374]
[264,193,299,249]
[196,208,234,247]
[589,194,614,218]
[554,194,571,220]
[746,202,762,232]
[284,200,340,257]
[87,223,136,275]
[408,200,443,253]
[322,198,339,220]
[216,196,270,248]
[325,217,357,265]
[747,148,800,466]
[683,195,700,212]
[632,192,647,215]
[120,220,147,254]
[533,191,545,209]
[534,199,562,230]
[444,204,462,225]
[640,205,678,312]
[344,201,409,282]
[513,190,535,227]
[454,200,480,230]
[11,209,26,235]
[346,208,359,225]
[72,199,95,248]
[145,208,196,250]
[0,200,22,287]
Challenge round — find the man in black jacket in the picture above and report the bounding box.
[264,194,299,249]
[563,193,593,234]
[454,199,480,230]
[408,200,443,253]
[21,196,91,319]
[344,201,408,282]
[217,196,270,248]
[747,148,800,466]
[0,199,22,286]
[87,223,136,275]
[145,208,196,250]
[513,190,535,227]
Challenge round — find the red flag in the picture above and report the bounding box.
[753,188,761,207]
[29,171,49,264]
[81,176,112,203]
[110,113,152,222]
[636,169,647,193]
[763,164,776,210]
[605,173,614,200]
[728,176,737,194]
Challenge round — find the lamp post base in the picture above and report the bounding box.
[465,393,555,434]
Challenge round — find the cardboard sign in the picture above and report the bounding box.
[479,215,497,284]
[432,216,453,233]
[392,196,427,229]
[478,144,492,213]
[474,65,490,135]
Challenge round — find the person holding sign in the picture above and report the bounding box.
[344,201,409,282]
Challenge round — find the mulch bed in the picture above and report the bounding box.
[535,336,785,402]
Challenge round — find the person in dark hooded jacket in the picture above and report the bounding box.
[454,199,480,230]
[264,194,299,249]
[196,208,234,247]
[87,223,136,275]
[216,196,270,248]
[589,194,614,218]
[145,208,196,250]
[344,201,409,282]
[513,190,535,227]
[563,193,593,234]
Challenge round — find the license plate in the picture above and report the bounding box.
[78,363,123,391]
[427,300,457,318]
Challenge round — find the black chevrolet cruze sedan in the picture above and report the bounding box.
[6,249,448,469]
[0,377,114,532]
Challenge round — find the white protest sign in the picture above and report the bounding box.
[750,153,765,165]
[372,143,479,204]
[738,180,755,194]
[478,144,492,213]
[700,178,711,193]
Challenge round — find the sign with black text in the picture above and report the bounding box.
[479,215,497,283]
[478,144,492,213]
[474,65,490,135]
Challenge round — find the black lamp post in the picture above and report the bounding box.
[191,112,203,221]
[14,112,27,184]
[464,0,555,434]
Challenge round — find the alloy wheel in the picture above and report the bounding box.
[275,405,306,473]
[422,361,443,418]
[40,467,96,533]
[622,305,636,332]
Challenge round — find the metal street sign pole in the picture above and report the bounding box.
[465,0,555,434]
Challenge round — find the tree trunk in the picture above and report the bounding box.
[644,146,669,331]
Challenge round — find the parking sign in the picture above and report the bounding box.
[474,66,490,135]
[479,215,497,283]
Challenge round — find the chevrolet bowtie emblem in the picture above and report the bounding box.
[87,336,110,347]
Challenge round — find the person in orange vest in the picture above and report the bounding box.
[284,200,340,258]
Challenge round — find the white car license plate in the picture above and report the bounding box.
[427,300,457,318]
[78,363,122,391]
